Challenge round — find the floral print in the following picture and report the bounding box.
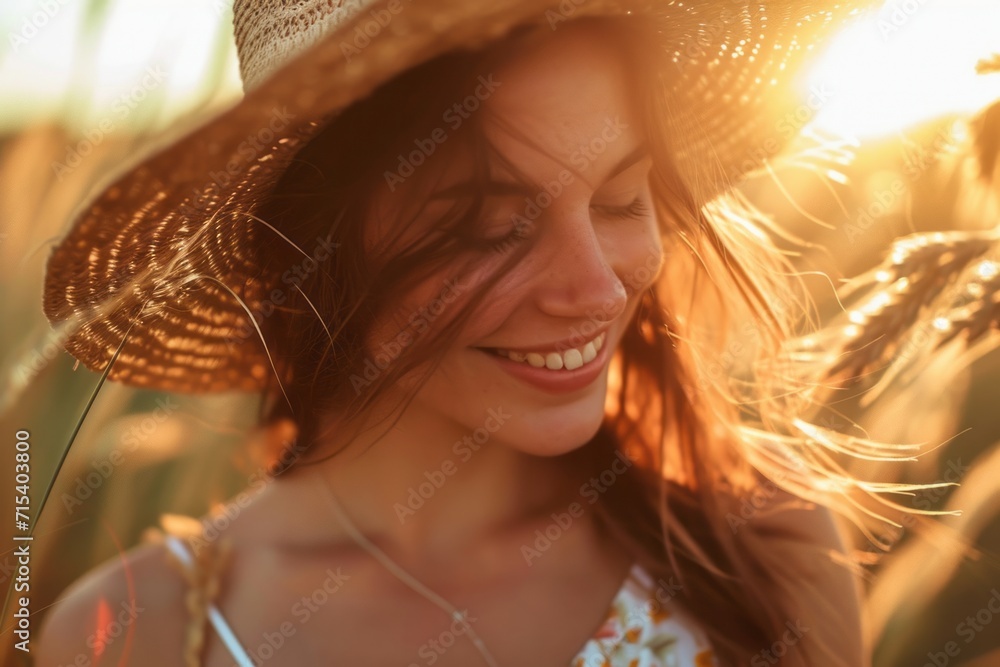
[570,563,718,667]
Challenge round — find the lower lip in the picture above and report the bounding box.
[476,338,611,394]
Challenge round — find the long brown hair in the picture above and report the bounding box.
[246,14,861,666]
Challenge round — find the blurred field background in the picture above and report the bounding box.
[1,0,1000,666]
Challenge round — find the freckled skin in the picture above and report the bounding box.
[366,20,663,460]
[38,21,662,667]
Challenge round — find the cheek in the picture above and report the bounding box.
[445,255,552,345]
[360,275,454,375]
[629,243,664,296]
[618,216,665,297]
[369,260,495,354]
[374,282,454,343]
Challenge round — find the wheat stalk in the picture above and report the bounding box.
[782,92,1000,394]
[776,228,1000,408]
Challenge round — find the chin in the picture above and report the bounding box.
[502,384,609,458]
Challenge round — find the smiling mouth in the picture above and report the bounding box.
[477,331,607,371]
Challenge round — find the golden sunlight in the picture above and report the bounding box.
[0,0,241,134]
[805,0,1000,140]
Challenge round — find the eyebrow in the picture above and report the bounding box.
[428,142,651,200]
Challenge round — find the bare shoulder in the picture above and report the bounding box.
[755,484,851,549]
[37,538,190,667]
[748,484,870,667]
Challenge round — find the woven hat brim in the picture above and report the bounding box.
[42,0,870,393]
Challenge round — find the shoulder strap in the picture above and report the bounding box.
[156,531,257,667]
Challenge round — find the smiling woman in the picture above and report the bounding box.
[31,1,909,666]
[311,22,663,447]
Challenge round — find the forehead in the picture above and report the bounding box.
[366,20,643,246]
[483,20,638,167]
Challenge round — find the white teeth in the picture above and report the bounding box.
[526,352,546,368]
[492,332,607,371]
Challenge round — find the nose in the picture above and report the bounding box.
[532,208,628,323]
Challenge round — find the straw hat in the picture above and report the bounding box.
[42,0,871,394]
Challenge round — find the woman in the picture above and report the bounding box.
[37,1,878,665]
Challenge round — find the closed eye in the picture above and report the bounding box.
[591,195,650,221]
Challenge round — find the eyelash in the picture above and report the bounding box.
[593,196,650,221]
[481,196,650,249]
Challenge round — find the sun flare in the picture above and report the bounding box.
[805,0,1000,140]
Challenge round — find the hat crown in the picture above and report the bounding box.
[233,0,371,91]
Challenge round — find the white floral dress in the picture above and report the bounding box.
[152,522,717,666]
[570,562,718,667]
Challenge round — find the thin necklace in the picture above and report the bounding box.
[311,469,501,667]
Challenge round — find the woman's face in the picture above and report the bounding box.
[365,21,663,456]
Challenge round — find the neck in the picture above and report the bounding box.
[292,390,578,564]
